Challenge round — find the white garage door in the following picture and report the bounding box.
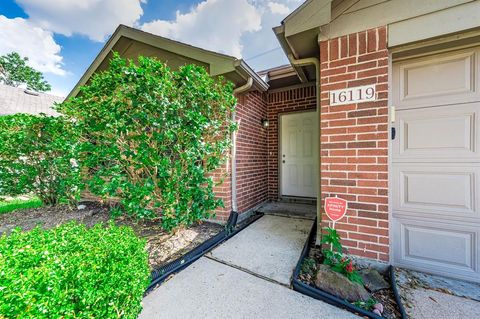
[392,46,480,283]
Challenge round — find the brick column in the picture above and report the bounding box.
[320,26,389,262]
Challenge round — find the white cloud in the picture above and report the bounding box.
[142,0,261,58]
[267,2,291,15]
[15,0,145,42]
[0,15,65,75]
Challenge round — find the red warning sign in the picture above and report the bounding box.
[324,197,347,222]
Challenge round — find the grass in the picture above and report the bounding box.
[0,197,43,214]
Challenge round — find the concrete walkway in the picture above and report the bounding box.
[140,215,357,319]
[207,215,312,285]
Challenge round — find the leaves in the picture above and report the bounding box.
[0,114,81,206]
[321,227,363,285]
[0,222,150,318]
[0,52,51,92]
[57,53,236,231]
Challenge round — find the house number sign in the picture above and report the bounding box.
[330,84,376,106]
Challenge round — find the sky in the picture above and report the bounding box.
[0,0,303,97]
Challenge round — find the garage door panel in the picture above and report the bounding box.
[393,103,479,161]
[393,48,480,109]
[392,46,480,282]
[393,219,479,281]
[392,164,479,218]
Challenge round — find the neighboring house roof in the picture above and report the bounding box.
[0,84,63,116]
[67,25,268,99]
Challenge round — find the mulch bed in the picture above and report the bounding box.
[299,247,402,319]
[0,201,223,270]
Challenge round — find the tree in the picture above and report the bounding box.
[0,52,51,92]
[58,53,236,231]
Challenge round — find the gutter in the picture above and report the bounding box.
[234,59,269,92]
[287,54,322,245]
[230,77,254,212]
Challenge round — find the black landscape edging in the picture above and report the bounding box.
[389,265,408,319]
[291,219,407,319]
[146,211,263,292]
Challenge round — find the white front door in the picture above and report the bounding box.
[391,46,480,283]
[280,111,318,198]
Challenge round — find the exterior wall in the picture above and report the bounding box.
[211,164,232,222]
[235,92,269,213]
[267,85,317,200]
[319,26,389,262]
[212,91,269,221]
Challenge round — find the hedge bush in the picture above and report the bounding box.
[0,114,81,206]
[58,53,236,231]
[0,222,150,318]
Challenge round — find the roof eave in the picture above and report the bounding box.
[66,25,267,99]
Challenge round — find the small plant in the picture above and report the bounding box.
[301,257,317,275]
[321,227,363,284]
[354,297,378,311]
[0,221,150,318]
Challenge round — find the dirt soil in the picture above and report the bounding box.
[299,248,402,319]
[0,201,223,270]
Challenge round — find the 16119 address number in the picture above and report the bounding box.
[329,84,376,106]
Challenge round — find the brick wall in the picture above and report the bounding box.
[211,91,269,221]
[320,26,389,261]
[267,85,317,200]
[235,91,269,213]
[211,163,232,222]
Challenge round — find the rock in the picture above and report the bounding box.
[77,204,87,210]
[359,268,390,292]
[373,303,384,313]
[372,309,382,316]
[315,265,371,302]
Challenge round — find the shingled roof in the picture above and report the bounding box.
[0,84,64,116]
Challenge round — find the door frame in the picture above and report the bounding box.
[278,109,318,200]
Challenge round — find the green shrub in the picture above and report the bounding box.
[0,222,150,318]
[0,114,81,206]
[58,53,236,231]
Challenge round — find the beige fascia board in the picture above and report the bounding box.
[66,26,125,99]
[274,25,309,83]
[388,1,480,48]
[318,0,473,42]
[283,0,332,37]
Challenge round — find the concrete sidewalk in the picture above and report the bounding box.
[140,215,358,319]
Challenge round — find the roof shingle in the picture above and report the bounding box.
[0,84,64,116]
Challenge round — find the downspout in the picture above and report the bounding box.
[231,77,254,212]
[287,55,322,245]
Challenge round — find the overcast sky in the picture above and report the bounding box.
[0,0,303,97]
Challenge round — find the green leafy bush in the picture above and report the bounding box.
[58,53,236,231]
[321,227,363,284]
[0,222,149,318]
[0,114,81,205]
